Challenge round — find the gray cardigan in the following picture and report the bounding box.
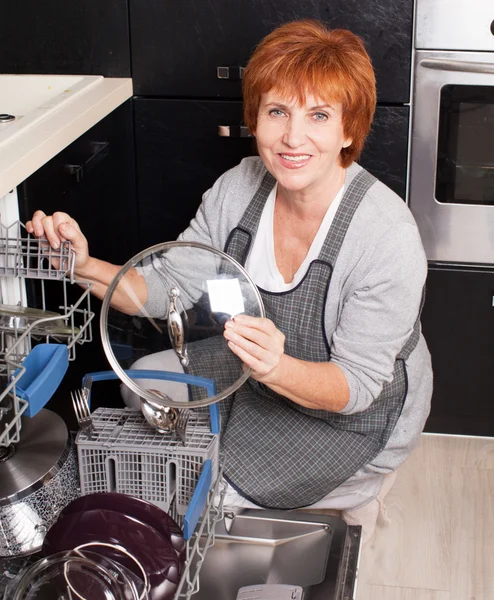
[141,157,432,477]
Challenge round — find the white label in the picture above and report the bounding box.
[207,278,245,317]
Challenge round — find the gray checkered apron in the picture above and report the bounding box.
[214,167,422,509]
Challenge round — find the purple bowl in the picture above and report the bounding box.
[57,492,186,559]
[43,508,183,600]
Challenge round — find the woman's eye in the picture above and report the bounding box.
[312,112,329,122]
[268,108,285,117]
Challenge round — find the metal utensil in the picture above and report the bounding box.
[0,305,79,336]
[140,390,178,434]
[71,389,93,435]
[0,409,80,558]
[175,408,190,445]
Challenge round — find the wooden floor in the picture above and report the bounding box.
[357,433,494,600]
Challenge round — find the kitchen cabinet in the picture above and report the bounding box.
[17,101,138,426]
[134,100,409,247]
[131,0,412,247]
[0,1,130,77]
[130,0,413,103]
[134,99,256,247]
[421,266,494,436]
[360,106,409,200]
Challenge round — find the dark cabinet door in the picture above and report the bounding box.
[134,98,254,247]
[421,267,494,436]
[0,1,131,76]
[130,0,412,103]
[134,100,408,249]
[19,101,138,266]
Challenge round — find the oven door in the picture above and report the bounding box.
[409,50,494,265]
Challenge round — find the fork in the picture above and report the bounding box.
[175,408,190,445]
[71,389,94,436]
[81,373,93,407]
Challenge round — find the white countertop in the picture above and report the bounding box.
[0,77,133,198]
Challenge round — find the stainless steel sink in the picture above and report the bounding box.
[192,508,361,600]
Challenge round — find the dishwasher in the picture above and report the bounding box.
[0,233,361,600]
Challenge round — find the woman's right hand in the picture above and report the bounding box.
[25,210,90,273]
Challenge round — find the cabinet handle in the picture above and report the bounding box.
[65,141,110,183]
[216,66,245,80]
[218,125,252,138]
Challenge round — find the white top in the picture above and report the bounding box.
[245,183,345,291]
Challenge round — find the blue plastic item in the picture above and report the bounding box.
[14,344,69,417]
[82,369,220,434]
[183,459,212,540]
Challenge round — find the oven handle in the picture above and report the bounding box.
[420,57,494,75]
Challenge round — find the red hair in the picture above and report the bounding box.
[243,20,376,168]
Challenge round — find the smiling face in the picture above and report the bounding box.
[253,90,352,198]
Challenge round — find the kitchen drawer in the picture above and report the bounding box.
[130,0,413,103]
[422,266,494,436]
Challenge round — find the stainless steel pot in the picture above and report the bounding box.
[0,409,80,557]
[0,305,76,336]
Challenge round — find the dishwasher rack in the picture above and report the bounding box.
[0,467,227,600]
[172,468,226,600]
[0,220,94,447]
[76,366,224,600]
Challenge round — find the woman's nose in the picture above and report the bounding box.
[282,117,307,147]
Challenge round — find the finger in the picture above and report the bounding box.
[233,315,275,331]
[225,319,284,352]
[224,320,269,348]
[224,329,283,377]
[224,327,268,361]
[226,340,270,374]
[58,223,87,256]
[38,217,62,249]
[51,212,80,241]
[26,210,47,236]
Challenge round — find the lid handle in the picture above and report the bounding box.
[167,288,189,367]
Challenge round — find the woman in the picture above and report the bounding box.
[27,20,432,542]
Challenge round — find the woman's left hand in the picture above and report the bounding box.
[223,314,285,382]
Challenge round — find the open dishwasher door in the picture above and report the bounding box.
[191,508,361,600]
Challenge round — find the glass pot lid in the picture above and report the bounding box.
[100,241,265,409]
[8,550,143,600]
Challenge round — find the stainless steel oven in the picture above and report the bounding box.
[409,0,494,264]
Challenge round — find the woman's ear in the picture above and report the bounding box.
[342,137,352,149]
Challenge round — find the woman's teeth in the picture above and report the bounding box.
[280,154,311,162]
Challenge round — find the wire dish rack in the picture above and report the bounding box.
[76,404,224,600]
[0,220,94,447]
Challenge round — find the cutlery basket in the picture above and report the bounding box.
[75,371,220,516]
[76,407,219,515]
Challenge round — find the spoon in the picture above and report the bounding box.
[140,389,178,434]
